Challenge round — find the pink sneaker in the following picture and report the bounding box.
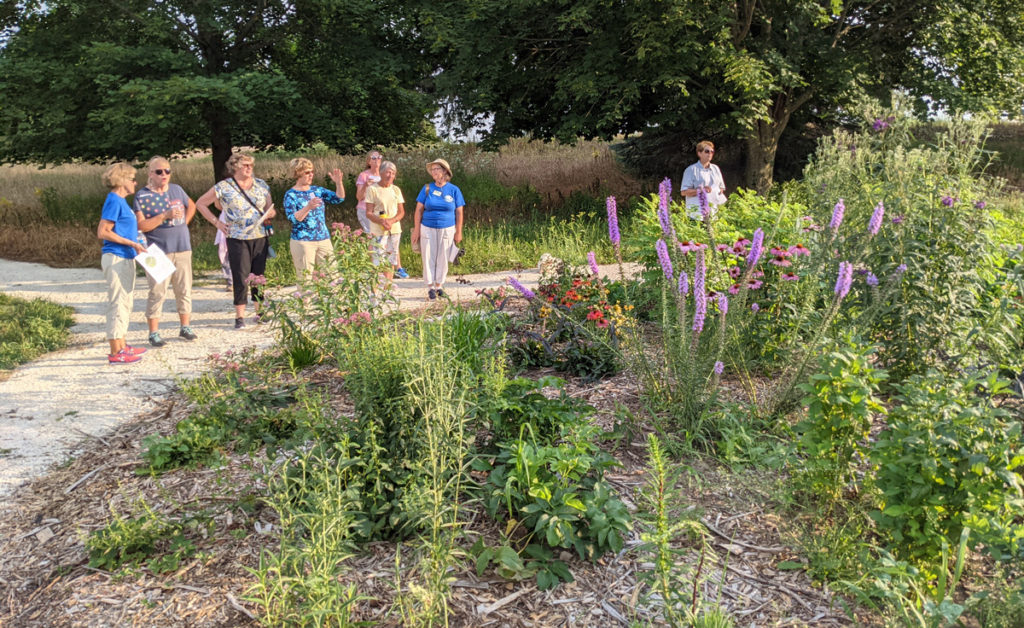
[124,345,148,356]
[109,349,142,364]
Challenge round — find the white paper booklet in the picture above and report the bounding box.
[134,243,176,284]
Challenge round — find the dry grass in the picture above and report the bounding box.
[495,137,643,205]
[0,140,641,215]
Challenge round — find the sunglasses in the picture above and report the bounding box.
[369,156,383,160]
[701,149,714,154]
[153,169,171,175]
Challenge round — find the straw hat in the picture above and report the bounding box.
[425,158,452,177]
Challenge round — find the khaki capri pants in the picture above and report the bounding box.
[146,250,193,319]
[101,252,136,340]
[290,238,334,278]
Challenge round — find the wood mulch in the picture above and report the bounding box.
[0,359,875,627]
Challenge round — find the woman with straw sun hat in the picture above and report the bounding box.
[412,158,464,300]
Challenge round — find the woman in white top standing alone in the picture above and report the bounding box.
[680,140,727,220]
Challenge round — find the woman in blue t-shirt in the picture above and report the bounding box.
[411,158,464,300]
[96,162,147,364]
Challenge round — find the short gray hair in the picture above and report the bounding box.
[380,160,397,175]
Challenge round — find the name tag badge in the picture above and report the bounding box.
[432,189,442,197]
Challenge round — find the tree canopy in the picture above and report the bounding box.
[2,0,1022,188]
[426,0,1024,191]
[0,0,434,181]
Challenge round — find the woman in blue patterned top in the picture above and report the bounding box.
[283,157,345,278]
[196,153,277,329]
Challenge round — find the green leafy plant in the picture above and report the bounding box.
[795,339,887,501]
[869,370,1024,567]
[86,501,205,573]
[476,422,630,587]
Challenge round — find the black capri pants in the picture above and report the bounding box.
[226,237,269,306]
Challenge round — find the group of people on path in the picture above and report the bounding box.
[96,150,467,365]
[96,142,721,365]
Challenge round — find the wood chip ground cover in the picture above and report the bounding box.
[0,349,875,627]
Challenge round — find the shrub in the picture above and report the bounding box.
[795,339,887,501]
[804,96,1003,378]
[869,370,1024,565]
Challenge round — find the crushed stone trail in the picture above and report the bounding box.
[0,258,635,498]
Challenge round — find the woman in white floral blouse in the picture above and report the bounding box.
[196,153,277,329]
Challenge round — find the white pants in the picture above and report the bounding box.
[420,225,454,287]
[372,233,401,267]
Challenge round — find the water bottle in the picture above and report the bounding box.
[265,224,274,237]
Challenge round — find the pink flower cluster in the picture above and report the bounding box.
[332,311,372,327]
[245,274,267,286]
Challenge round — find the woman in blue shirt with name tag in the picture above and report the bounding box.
[411,158,464,300]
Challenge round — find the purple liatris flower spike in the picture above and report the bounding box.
[718,293,728,315]
[866,272,879,287]
[834,261,853,299]
[606,196,620,246]
[694,248,706,295]
[751,303,760,313]
[698,187,710,220]
[747,228,764,267]
[714,361,724,375]
[897,263,907,274]
[678,270,689,296]
[658,178,674,238]
[655,239,673,280]
[869,201,884,235]
[941,195,954,207]
[692,249,706,332]
[693,293,707,333]
[508,276,535,300]
[974,200,986,210]
[830,199,845,231]
[587,251,599,276]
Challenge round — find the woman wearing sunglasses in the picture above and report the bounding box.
[680,140,727,220]
[283,157,345,278]
[133,156,198,347]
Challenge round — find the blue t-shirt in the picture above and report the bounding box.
[133,183,192,253]
[100,192,138,259]
[284,186,344,241]
[416,182,465,229]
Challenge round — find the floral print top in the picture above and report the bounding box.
[283,186,344,241]
[214,177,272,240]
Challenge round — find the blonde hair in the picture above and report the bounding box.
[225,153,255,177]
[289,157,314,180]
[147,155,169,171]
[102,162,137,190]
[695,140,715,154]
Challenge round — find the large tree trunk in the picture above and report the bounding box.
[207,108,233,183]
[743,90,813,194]
[744,130,779,195]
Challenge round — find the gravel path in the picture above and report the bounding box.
[0,258,633,498]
